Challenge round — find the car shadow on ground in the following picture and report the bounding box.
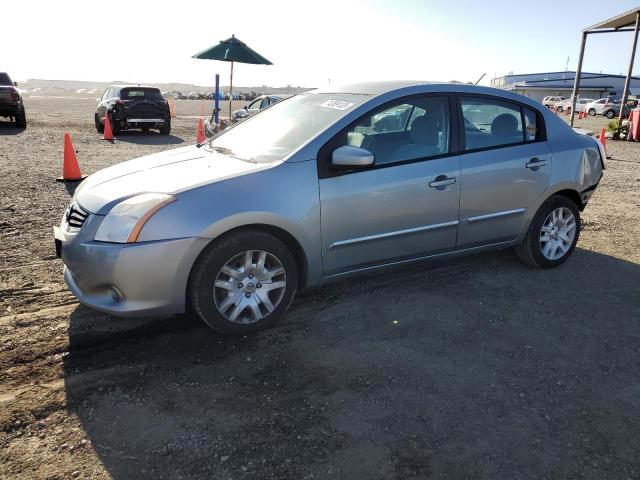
[0,120,24,134]
[63,248,640,479]
[114,131,184,145]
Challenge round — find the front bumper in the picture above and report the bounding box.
[55,213,209,317]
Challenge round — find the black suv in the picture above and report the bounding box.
[95,85,170,135]
[0,72,26,128]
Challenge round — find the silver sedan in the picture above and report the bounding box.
[54,81,605,334]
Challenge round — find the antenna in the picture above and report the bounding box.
[565,56,570,71]
[474,73,486,85]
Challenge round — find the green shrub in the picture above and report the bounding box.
[607,119,628,140]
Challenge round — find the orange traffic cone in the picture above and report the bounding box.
[103,113,114,141]
[199,98,205,117]
[196,118,206,143]
[599,128,608,156]
[169,98,176,118]
[56,133,86,182]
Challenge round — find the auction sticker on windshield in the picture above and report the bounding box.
[320,99,354,110]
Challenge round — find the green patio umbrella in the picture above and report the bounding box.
[192,34,273,122]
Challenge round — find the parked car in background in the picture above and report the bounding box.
[585,98,628,119]
[554,97,595,113]
[55,81,605,334]
[542,96,566,108]
[232,95,288,121]
[0,72,26,128]
[95,86,170,135]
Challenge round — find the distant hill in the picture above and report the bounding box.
[19,79,313,96]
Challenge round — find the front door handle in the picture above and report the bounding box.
[429,175,457,189]
[526,158,547,170]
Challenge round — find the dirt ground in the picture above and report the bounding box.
[0,97,639,480]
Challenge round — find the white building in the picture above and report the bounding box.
[490,71,640,103]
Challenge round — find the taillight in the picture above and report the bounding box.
[11,90,19,103]
[115,99,124,105]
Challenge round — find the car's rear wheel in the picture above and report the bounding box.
[109,113,121,135]
[515,195,580,268]
[556,106,563,113]
[189,230,298,334]
[159,119,171,135]
[605,110,615,119]
[94,113,104,133]
[15,109,26,128]
[588,108,596,116]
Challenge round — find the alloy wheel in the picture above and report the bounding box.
[539,207,577,261]
[213,250,286,324]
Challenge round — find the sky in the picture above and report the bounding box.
[3,0,639,88]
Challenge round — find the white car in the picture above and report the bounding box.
[542,96,565,108]
[584,98,623,118]
[554,98,595,113]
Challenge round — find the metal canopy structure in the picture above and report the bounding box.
[570,6,640,126]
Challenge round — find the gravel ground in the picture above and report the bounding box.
[0,97,639,480]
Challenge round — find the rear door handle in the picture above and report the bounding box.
[526,158,547,170]
[429,176,457,188]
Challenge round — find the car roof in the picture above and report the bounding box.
[310,80,550,110]
[110,85,160,90]
[315,80,454,95]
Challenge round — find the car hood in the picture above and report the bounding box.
[75,145,274,214]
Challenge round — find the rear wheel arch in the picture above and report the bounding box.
[552,188,583,211]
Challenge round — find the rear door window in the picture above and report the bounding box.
[461,97,524,150]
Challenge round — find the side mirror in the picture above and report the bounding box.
[244,105,248,110]
[14,81,18,87]
[331,145,374,169]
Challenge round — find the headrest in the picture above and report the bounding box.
[410,116,438,146]
[491,113,519,136]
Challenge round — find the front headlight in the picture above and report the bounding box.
[94,193,176,243]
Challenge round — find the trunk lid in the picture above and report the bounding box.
[121,87,167,118]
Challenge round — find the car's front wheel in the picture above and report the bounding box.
[605,110,615,119]
[556,106,563,113]
[588,108,596,116]
[515,195,580,268]
[94,113,104,133]
[189,230,298,334]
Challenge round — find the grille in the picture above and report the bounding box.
[65,202,89,230]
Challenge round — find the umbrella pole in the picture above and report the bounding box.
[229,61,234,123]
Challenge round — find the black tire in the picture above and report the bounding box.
[15,109,26,128]
[95,113,104,133]
[109,113,121,135]
[515,195,581,268]
[588,108,596,116]
[189,230,298,335]
[159,119,171,135]
[605,110,615,119]
[556,106,563,113]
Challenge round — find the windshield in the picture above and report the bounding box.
[207,92,370,163]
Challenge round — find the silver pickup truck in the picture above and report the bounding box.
[0,72,26,128]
